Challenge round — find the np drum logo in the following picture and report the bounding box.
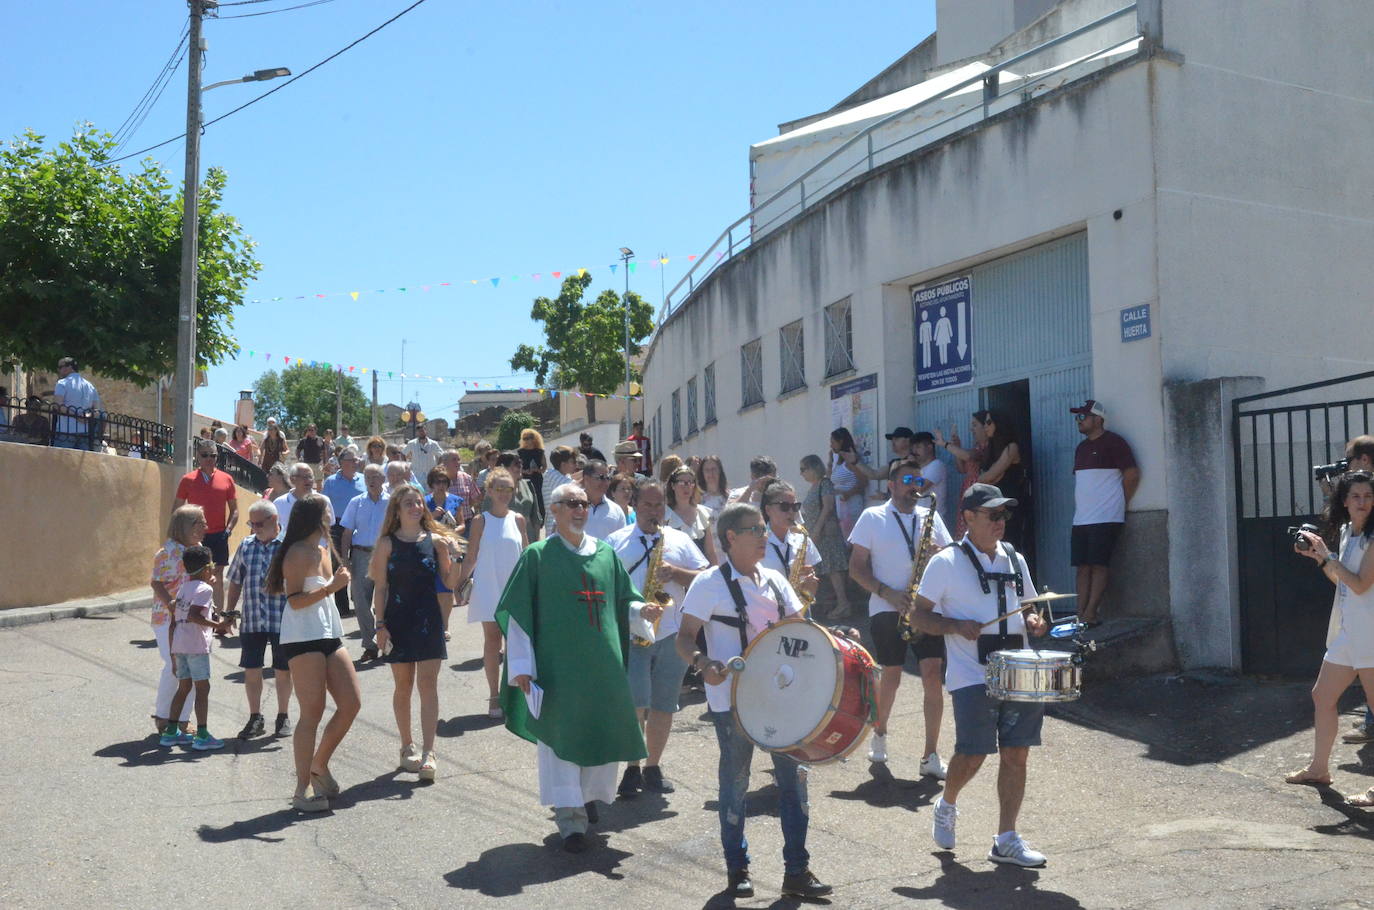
[777,636,811,658]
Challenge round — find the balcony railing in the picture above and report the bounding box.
[1,395,173,462]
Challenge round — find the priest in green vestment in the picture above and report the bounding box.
[496,481,648,852]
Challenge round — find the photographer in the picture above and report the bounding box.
[1318,436,1374,742]
[1285,471,1374,806]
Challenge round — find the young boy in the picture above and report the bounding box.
[161,545,232,749]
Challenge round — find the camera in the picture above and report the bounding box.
[1313,459,1349,482]
[1288,523,1320,551]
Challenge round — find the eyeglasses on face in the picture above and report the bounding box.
[734,524,768,538]
[981,510,1011,522]
[769,502,801,512]
[247,519,272,529]
[1074,414,1090,422]
[558,500,591,510]
[587,474,610,482]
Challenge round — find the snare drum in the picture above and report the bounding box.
[731,617,878,764]
[985,648,1081,703]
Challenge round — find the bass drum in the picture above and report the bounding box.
[731,617,878,764]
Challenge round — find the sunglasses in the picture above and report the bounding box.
[198,452,217,459]
[982,510,1011,522]
[769,502,801,512]
[900,473,928,486]
[587,474,610,481]
[1074,414,1091,422]
[734,524,768,538]
[559,500,591,510]
[247,519,272,529]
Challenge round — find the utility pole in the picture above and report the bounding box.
[619,248,634,437]
[334,369,342,435]
[172,0,209,470]
[370,369,379,435]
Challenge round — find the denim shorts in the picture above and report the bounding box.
[172,653,212,681]
[238,631,289,671]
[627,633,688,713]
[951,684,1044,755]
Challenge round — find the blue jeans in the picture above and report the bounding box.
[710,710,809,875]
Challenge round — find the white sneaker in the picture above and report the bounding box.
[932,800,958,849]
[919,751,947,780]
[988,835,1047,867]
[867,733,888,763]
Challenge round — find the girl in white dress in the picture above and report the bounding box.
[1286,472,1374,804]
[455,467,528,718]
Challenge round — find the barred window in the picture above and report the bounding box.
[703,362,717,426]
[671,388,682,444]
[741,339,764,408]
[780,319,805,394]
[824,297,854,377]
[686,377,699,436]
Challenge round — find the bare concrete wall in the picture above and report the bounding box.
[0,443,259,609]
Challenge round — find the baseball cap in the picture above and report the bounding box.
[962,482,1018,511]
[913,431,935,445]
[1070,399,1106,419]
[885,426,915,440]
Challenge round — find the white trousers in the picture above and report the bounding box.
[153,622,193,721]
[536,742,619,808]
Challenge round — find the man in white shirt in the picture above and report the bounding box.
[275,463,333,537]
[848,461,953,775]
[607,479,708,797]
[582,459,627,540]
[677,503,832,901]
[402,424,444,487]
[340,463,389,661]
[382,460,421,497]
[911,483,1049,868]
[52,356,101,450]
[542,446,578,535]
[912,431,948,505]
[727,455,777,505]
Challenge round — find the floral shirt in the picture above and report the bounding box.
[150,539,188,626]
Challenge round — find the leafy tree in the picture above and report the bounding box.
[510,273,653,424]
[0,126,260,384]
[496,409,537,450]
[252,363,370,436]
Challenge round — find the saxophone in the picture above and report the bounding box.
[631,533,674,647]
[788,523,816,616]
[899,491,938,642]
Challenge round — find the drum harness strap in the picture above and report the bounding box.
[959,541,1024,660]
[716,562,785,655]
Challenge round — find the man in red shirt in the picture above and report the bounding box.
[174,439,239,609]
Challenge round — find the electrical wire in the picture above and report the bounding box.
[110,25,189,152]
[218,0,340,19]
[109,0,430,165]
[113,43,188,156]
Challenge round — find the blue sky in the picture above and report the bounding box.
[8,0,936,422]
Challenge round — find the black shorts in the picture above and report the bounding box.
[870,611,946,668]
[279,638,343,663]
[239,631,289,671]
[1071,522,1123,567]
[203,530,230,566]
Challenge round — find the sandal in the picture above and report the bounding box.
[1346,788,1374,808]
[291,792,330,813]
[1283,768,1332,786]
[310,769,341,797]
[487,696,504,720]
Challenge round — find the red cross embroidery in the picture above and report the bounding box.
[575,572,606,629]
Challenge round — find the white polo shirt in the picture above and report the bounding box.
[760,527,822,577]
[584,497,627,541]
[847,502,952,616]
[606,523,709,638]
[275,490,334,540]
[916,536,1039,692]
[680,560,804,713]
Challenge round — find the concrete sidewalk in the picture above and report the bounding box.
[0,587,151,628]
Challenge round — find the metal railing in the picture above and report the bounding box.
[0,395,174,461]
[211,442,270,493]
[656,3,1140,329]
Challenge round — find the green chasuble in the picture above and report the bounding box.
[495,536,648,766]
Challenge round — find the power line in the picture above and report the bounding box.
[110,25,188,151]
[109,0,430,165]
[218,0,340,19]
[113,42,189,156]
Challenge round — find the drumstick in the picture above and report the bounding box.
[978,593,1067,630]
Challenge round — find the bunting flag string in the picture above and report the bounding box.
[243,252,725,305]
[230,346,643,400]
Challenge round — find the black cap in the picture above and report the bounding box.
[913,431,935,445]
[885,426,915,440]
[961,482,1018,511]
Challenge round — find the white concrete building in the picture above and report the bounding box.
[642,0,1374,675]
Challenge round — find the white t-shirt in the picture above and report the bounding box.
[918,457,947,505]
[680,560,804,713]
[275,491,334,540]
[760,527,822,577]
[402,438,444,485]
[847,503,952,616]
[605,524,709,638]
[584,497,627,541]
[916,536,1039,692]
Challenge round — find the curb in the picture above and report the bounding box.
[0,589,152,629]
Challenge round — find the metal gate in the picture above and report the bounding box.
[1233,370,1374,676]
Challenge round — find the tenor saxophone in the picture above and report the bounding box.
[788,522,816,616]
[899,491,938,642]
[632,533,674,647]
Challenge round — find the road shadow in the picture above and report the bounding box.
[127,638,157,649]
[75,614,118,621]
[701,895,829,910]
[451,657,484,672]
[94,735,219,767]
[599,790,679,833]
[221,667,287,684]
[444,835,632,897]
[892,852,1083,908]
[328,770,424,809]
[829,763,941,811]
[437,712,504,737]
[1334,742,1374,777]
[1314,787,1374,841]
[196,772,423,844]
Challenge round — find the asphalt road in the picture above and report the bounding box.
[3,609,1373,909]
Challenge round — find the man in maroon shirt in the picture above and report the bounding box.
[174,439,239,609]
[1069,400,1140,625]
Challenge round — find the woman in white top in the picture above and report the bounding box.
[455,467,528,719]
[829,427,874,538]
[696,455,729,517]
[1287,472,1374,804]
[666,465,719,565]
[266,493,360,813]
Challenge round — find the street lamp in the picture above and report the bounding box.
[619,247,634,437]
[171,0,291,469]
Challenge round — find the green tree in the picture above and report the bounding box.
[0,126,260,384]
[510,273,653,424]
[496,409,537,450]
[252,363,370,436]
